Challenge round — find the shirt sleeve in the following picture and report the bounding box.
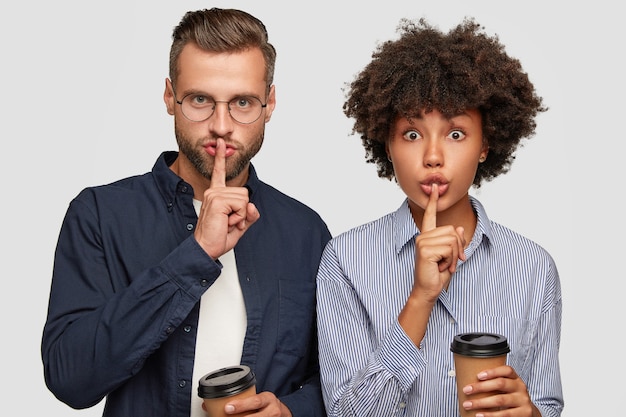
[316,241,426,417]
[526,258,565,417]
[41,194,221,409]
[278,373,326,417]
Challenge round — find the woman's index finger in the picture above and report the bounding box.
[421,183,438,232]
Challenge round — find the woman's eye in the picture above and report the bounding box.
[403,130,421,141]
[448,130,466,141]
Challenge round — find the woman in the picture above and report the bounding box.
[316,18,563,417]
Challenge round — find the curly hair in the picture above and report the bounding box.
[343,18,547,187]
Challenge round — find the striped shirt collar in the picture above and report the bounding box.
[392,196,494,256]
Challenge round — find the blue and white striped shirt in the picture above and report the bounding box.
[316,197,564,417]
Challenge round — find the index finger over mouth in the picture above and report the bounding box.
[421,183,438,232]
[210,138,226,188]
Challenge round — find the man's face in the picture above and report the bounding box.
[164,42,276,187]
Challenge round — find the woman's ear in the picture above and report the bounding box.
[479,146,489,163]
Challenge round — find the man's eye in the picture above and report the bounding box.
[192,96,209,105]
[232,97,251,109]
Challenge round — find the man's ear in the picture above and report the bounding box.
[263,84,276,123]
[164,78,175,115]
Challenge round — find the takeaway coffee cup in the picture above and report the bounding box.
[451,332,510,417]
[198,365,257,417]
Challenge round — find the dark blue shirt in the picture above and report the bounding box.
[42,152,332,417]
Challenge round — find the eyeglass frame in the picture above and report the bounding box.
[172,87,268,124]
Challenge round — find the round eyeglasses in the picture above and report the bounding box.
[175,93,267,124]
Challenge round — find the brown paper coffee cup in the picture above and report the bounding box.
[198,365,257,417]
[451,333,510,417]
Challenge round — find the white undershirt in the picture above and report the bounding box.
[190,199,247,417]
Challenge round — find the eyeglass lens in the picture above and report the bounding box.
[180,94,265,124]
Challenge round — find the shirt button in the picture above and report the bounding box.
[183,325,191,333]
[178,380,186,388]
[186,223,194,231]
[398,402,406,409]
[200,279,209,287]
[181,186,188,193]
[448,369,456,377]
[165,326,174,334]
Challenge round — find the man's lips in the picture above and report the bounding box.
[204,143,236,157]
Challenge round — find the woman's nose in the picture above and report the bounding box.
[423,139,443,168]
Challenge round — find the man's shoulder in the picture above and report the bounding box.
[76,152,173,201]
[75,171,154,199]
[255,180,323,218]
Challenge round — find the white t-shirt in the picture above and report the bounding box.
[190,199,247,417]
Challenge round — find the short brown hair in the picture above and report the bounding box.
[169,8,276,89]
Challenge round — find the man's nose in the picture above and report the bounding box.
[208,101,235,134]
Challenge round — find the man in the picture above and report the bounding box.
[42,8,331,417]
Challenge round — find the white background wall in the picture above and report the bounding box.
[1,0,621,415]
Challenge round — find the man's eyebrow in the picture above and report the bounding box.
[180,89,262,100]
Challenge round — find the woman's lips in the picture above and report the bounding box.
[420,182,449,196]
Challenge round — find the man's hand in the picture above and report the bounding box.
[194,138,260,259]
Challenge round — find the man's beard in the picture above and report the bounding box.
[175,126,264,182]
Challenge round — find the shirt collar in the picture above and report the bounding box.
[153,151,187,207]
[243,163,261,199]
[392,200,419,254]
[467,196,493,254]
[392,195,493,255]
[151,151,261,206]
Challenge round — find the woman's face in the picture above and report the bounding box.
[387,108,488,214]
